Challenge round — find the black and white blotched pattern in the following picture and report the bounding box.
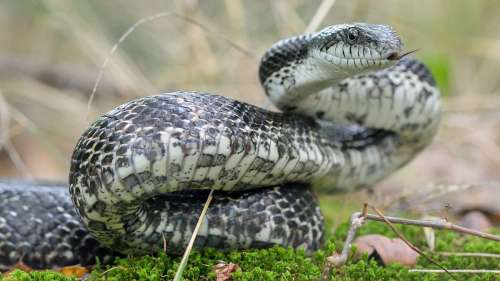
[0,23,440,270]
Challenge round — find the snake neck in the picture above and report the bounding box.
[259,35,350,110]
[296,58,440,143]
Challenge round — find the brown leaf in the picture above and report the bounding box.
[213,262,240,281]
[57,265,89,278]
[354,234,419,267]
[459,211,492,232]
[2,261,33,276]
[447,184,500,222]
[421,215,440,251]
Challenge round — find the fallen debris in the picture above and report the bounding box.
[320,203,500,281]
[213,262,240,281]
[459,211,492,232]
[354,234,419,267]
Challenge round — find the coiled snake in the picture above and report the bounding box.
[0,23,440,270]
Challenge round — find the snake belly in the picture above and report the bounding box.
[0,23,440,270]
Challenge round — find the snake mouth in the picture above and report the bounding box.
[386,49,418,61]
[386,52,400,61]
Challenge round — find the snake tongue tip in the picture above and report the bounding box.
[398,49,419,60]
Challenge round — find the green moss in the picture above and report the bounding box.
[2,220,499,281]
[1,270,76,281]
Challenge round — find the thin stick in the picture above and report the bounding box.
[304,0,337,33]
[369,205,456,280]
[0,90,9,151]
[4,140,33,180]
[319,213,365,280]
[173,189,214,281]
[361,213,500,242]
[162,233,168,254]
[7,105,66,164]
[100,266,122,276]
[409,269,500,274]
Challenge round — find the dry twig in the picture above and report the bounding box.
[320,213,366,281]
[0,90,9,151]
[4,140,33,180]
[305,0,337,33]
[362,212,500,242]
[409,269,500,274]
[435,252,500,258]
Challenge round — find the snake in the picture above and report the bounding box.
[0,23,440,271]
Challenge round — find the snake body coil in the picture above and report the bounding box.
[0,23,440,270]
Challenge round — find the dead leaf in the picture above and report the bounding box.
[2,261,33,276]
[421,216,439,251]
[354,234,419,267]
[447,184,500,223]
[2,262,89,279]
[458,211,492,232]
[213,262,240,281]
[57,265,89,278]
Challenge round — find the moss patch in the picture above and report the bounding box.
[2,219,499,281]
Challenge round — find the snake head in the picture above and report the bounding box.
[311,23,403,75]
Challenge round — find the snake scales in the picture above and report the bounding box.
[0,23,440,270]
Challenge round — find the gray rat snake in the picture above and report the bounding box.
[0,23,440,270]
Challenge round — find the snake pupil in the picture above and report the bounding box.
[347,28,359,43]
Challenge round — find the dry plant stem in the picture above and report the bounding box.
[319,213,365,281]
[99,266,126,277]
[305,0,337,33]
[0,90,9,151]
[7,105,66,164]
[369,205,456,280]
[173,189,214,281]
[361,203,368,217]
[436,252,500,258]
[409,269,500,274]
[162,233,168,254]
[362,213,500,242]
[4,140,32,180]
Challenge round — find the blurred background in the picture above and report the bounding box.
[1,0,499,226]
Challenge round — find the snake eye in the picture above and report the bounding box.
[346,28,359,44]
